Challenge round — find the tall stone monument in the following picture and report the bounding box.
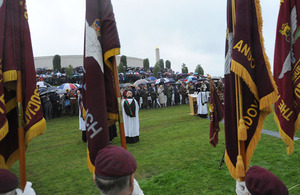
[155,46,160,63]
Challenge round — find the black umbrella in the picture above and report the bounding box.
[40,89,56,96]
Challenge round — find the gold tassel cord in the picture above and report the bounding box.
[236,155,245,178]
[238,119,248,141]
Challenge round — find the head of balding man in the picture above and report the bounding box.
[127,91,133,97]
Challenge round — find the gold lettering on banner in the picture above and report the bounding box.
[243,100,259,127]
[19,1,28,19]
[233,40,255,69]
[0,94,4,114]
[294,83,300,101]
[292,59,300,83]
[25,88,41,125]
[278,99,293,121]
[293,65,300,83]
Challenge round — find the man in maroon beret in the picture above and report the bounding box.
[0,169,18,195]
[0,169,36,195]
[236,166,288,195]
[93,145,144,195]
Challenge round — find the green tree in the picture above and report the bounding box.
[143,58,150,69]
[166,60,171,69]
[153,63,161,78]
[118,62,125,73]
[53,54,61,70]
[182,63,188,73]
[159,59,164,69]
[195,64,204,75]
[65,65,74,76]
[120,55,127,70]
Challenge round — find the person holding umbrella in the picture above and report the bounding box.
[158,85,165,107]
[77,90,86,142]
[69,89,78,117]
[149,83,157,108]
[164,82,172,106]
[179,82,187,104]
[140,85,149,109]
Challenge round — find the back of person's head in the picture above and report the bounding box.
[0,169,18,195]
[245,166,288,195]
[94,145,137,195]
[94,175,132,195]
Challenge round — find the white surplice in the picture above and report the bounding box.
[122,98,140,137]
[197,91,208,115]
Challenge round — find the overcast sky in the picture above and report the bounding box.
[26,0,280,76]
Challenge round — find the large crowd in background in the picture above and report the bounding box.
[120,80,224,110]
[36,66,224,120]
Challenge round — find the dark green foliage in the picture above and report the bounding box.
[65,64,74,76]
[118,62,125,73]
[143,58,150,69]
[195,64,204,75]
[159,59,164,69]
[166,60,171,69]
[53,54,61,70]
[153,63,161,77]
[120,55,127,70]
[182,63,188,73]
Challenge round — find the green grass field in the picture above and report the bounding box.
[10,104,300,194]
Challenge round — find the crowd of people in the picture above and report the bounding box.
[120,80,223,111]
[39,88,80,120]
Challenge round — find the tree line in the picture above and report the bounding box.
[52,54,205,77]
[117,55,205,76]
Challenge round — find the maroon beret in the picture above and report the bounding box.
[0,169,18,193]
[94,145,137,179]
[245,166,288,195]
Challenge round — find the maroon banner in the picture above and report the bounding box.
[224,0,277,179]
[0,0,8,142]
[274,0,300,155]
[0,0,46,169]
[209,80,224,147]
[83,0,120,173]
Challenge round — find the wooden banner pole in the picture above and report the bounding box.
[17,71,27,191]
[112,56,127,150]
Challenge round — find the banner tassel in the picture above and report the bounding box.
[238,119,247,141]
[236,155,245,178]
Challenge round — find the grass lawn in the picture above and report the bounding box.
[10,104,300,194]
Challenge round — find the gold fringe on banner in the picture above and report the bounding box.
[225,111,267,180]
[3,70,17,83]
[254,0,278,109]
[87,147,95,174]
[104,48,120,71]
[274,114,295,155]
[0,121,8,141]
[0,118,46,169]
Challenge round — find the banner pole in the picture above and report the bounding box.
[17,71,27,191]
[112,56,127,150]
[232,0,246,180]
